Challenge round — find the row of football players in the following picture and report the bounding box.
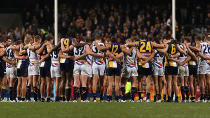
[0,33,209,102]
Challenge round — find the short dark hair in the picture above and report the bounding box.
[45,34,54,41]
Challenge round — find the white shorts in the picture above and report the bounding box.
[207,64,210,74]
[28,62,40,76]
[73,63,89,76]
[92,63,105,76]
[178,65,189,77]
[87,64,92,78]
[51,64,61,78]
[6,67,17,78]
[121,66,138,78]
[153,66,164,76]
[198,64,210,75]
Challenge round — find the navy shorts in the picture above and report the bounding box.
[17,60,29,77]
[40,61,51,77]
[165,66,178,75]
[138,66,152,76]
[60,62,74,73]
[0,64,4,78]
[189,65,197,76]
[106,64,121,76]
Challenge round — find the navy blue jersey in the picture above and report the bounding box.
[110,44,122,56]
[167,42,178,55]
[40,43,51,62]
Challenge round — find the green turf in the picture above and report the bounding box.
[0,102,209,118]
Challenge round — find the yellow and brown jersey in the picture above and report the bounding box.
[138,40,152,56]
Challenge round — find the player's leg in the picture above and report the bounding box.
[32,75,39,101]
[73,74,80,101]
[207,74,210,102]
[92,65,99,101]
[59,70,65,101]
[172,75,179,102]
[199,74,205,101]
[145,75,151,102]
[114,66,121,101]
[46,76,51,102]
[55,77,60,102]
[17,77,22,101]
[65,71,71,101]
[92,74,99,101]
[167,75,172,102]
[21,76,27,101]
[40,76,45,102]
[80,74,88,101]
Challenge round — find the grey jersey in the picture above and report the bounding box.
[124,47,137,67]
[92,42,105,65]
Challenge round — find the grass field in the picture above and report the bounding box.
[0,102,210,118]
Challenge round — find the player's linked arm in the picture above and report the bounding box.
[197,52,210,60]
[177,44,186,55]
[94,41,110,51]
[121,45,133,55]
[2,56,16,65]
[141,50,155,65]
[14,50,28,60]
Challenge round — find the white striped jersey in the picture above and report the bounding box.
[153,50,164,68]
[92,42,105,65]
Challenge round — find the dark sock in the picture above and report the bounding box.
[157,94,161,100]
[18,96,21,101]
[168,96,172,102]
[146,93,150,100]
[185,86,189,100]
[9,87,14,100]
[26,86,31,100]
[47,97,50,102]
[22,97,25,101]
[138,92,142,100]
[107,95,112,101]
[73,87,79,100]
[115,96,119,101]
[93,93,96,100]
[200,94,204,100]
[181,86,185,101]
[131,87,137,101]
[33,87,38,101]
[37,88,41,100]
[154,95,157,102]
[120,87,125,100]
[1,88,7,99]
[66,88,71,101]
[55,96,59,102]
[163,95,166,101]
[175,96,178,102]
[204,93,208,100]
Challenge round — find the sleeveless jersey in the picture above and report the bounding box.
[74,45,86,65]
[178,44,188,66]
[167,42,178,67]
[138,40,152,56]
[200,42,210,65]
[108,44,122,68]
[17,45,29,69]
[154,50,164,68]
[60,38,73,64]
[92,42,105,65]
[27,44,39,66]
[124,47,137,68]
[6,47,15,68]
[110,44,122,56]
[50,48,60,67]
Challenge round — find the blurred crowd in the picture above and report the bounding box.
[0,0,209,42]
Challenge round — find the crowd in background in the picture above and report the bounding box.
[0,0,209,42]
